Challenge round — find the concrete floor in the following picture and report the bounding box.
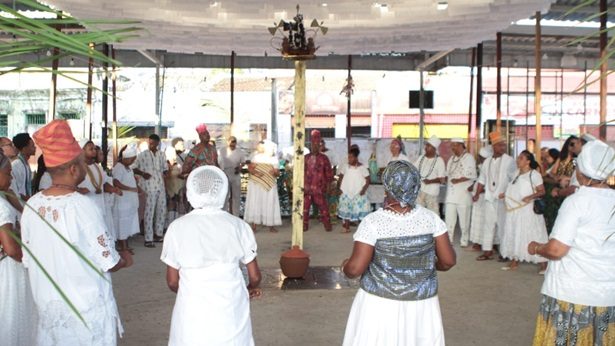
[114,219,543,346]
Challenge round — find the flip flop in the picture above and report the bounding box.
[144,241,156,248]
[476,254,493,261]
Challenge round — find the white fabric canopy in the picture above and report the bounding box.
[47,0,554,55]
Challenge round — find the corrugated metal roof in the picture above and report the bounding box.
[542,0,615,22]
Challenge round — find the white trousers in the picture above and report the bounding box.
[445,203,471,246]
[481,199,506,251]
[144,188,166,242]
[225,173,242,217]
[417,191,440,216]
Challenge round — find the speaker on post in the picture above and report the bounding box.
[409,90,434,109]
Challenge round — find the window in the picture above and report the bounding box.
[59,113,80,120]
[25,113,46,125]
[0,114,7,137]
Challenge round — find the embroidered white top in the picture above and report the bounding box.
[135,149,167,192]
[445,152,476,204]
[21,192,122,345]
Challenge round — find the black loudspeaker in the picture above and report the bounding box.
[409,90,434,109]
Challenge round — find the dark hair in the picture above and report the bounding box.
[33,155,47,192]
[349,147,360,158]
[118,144,127,161]
[547,148,560,162]
[559,135,578,160]
[149,134,161,142]
[520,150,539,170]
[12,133,32,150]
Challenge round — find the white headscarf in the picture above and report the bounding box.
[577,140,615,181]
[186,166,229,209]
[479,145,493,159]
[123,144,137,159]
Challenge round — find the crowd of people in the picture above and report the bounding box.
[0,117,613,345]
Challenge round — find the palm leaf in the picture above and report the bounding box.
[558,0,596,21]
[4,229,88,328]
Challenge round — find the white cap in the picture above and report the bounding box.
[123,144,137,159]
[450,138,464,144]
[479,145,493,159]
[426,135,441,151]
[186,166,229,209]
[577,140,615,181]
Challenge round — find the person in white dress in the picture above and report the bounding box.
[78,141,122,243]
[414,135,446,215]
[500,150,548,272]
[161,165,262,346]
[21,120,133,346]
[469,145,492,250]
[341,160,456,346]
[243,141,282,232]
[445,138,476,247]
[219,136,246,216]
[0,151,37,346]
[528,139,615,345]
[337,147,370,233]
[473,132,516,261]
[112,145,140,253]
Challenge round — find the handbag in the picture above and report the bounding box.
[529,171,546,215]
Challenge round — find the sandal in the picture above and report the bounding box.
[476,254,493,261]
[153,236,164,243]
[144,241,156,248]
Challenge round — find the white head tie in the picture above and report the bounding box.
[577,140,615,181]
[186,166,229,209]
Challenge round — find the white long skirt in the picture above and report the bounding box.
[169,265,254,346]
[0,257,37,346]
[500,203,548,263]
[243,181,281,227]
[114,191,140,241]
[343,289,445,346]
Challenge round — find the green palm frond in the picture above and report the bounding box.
[0,0,142,75]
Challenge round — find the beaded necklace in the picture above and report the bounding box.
[418,154,438,179]
[487,156,503,192]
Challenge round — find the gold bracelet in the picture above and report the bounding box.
[534,244,541,255]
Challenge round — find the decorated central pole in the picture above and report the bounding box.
[291,60,306,249]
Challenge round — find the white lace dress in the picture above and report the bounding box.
[343,207,448,346]
[0,197,37,345]
[21,192,123,346]
[500,170,548,263]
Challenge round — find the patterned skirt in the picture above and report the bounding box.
[533,295,615,346]
[337,194,370,222]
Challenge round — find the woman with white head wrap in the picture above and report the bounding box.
[112,144,140,252]
[528,140,615,345]
[341,160,456,346]
[161,166,262,346]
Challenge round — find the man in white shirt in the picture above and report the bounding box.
[22,120,132,345]
[414,135,446,215]
[11,133,36,201]
[219,136,245,216]
[445,138,477,247]
[133,134,168,247]
[473,131,516,260]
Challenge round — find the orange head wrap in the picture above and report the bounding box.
[33,120,82,167]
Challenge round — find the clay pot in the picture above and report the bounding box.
[279,246,310,279]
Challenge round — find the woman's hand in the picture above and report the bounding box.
[522,195,533,203]
[498,193,505,199]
